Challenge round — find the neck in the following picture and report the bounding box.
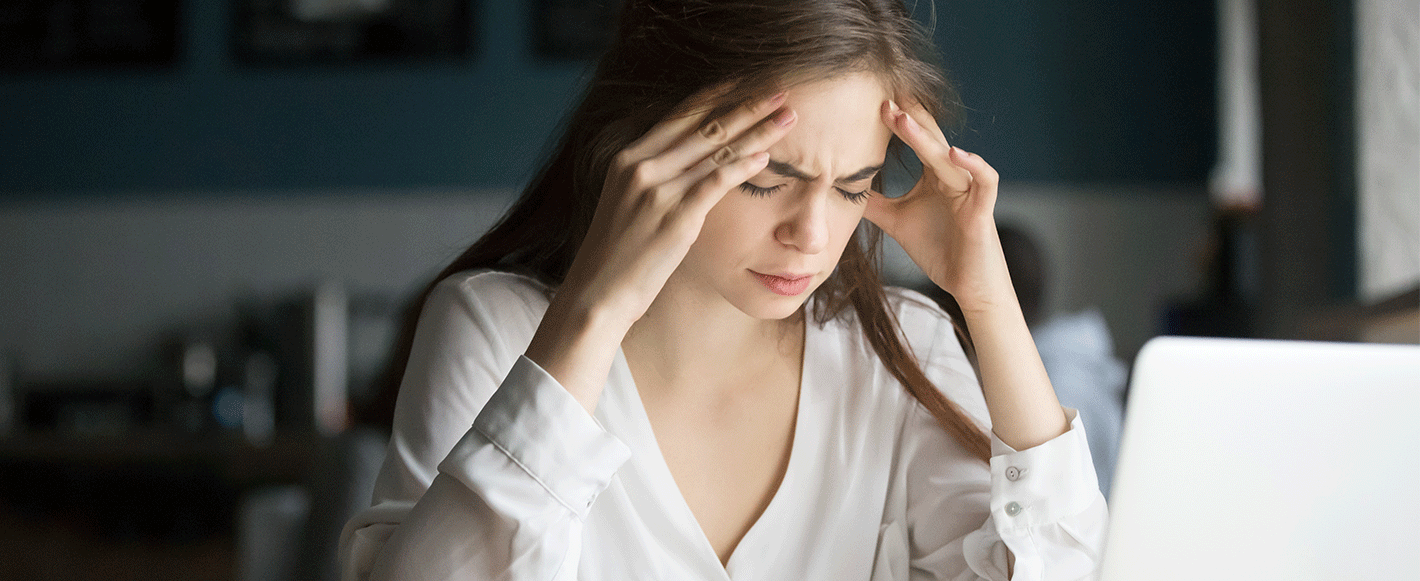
[621,278,803,396]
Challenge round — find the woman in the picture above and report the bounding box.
[341,1,1107,579]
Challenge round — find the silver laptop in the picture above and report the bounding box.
[1101,337,1420,581]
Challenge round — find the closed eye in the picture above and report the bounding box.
[740,183,782,197]
[836,187,869,204]
[741,182,869,204]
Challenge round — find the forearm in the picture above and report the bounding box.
[524,293,631,416]
[362,354,632,580]
[961,294,1069,452]
[369,475,583,580]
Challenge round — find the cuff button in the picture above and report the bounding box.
[1005,466,1022,481]
[1005,501,1023,517]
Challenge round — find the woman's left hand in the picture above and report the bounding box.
[863,99,1014,315]
[870,100,1069,451]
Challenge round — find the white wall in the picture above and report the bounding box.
[883,184,1213,359]
[0,191,512,383]
[1356,0,1420,302]
[0,186,1211,383]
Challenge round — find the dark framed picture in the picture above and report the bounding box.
[532,0,620,60]
[0,0,181,70]
[232,0,473,64]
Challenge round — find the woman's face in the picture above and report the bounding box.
[670,72,893,320]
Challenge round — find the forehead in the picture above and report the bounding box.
[771,72,893,177]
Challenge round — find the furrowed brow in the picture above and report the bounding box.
[766,160,884,183]
[766,160,814,181]
[841,164,883,182]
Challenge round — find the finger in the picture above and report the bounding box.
[705,106,795,168]
[657,90,788,172]
[622,83,739,159]
[880,100,947,160]
[881,100,971,192]
[862,190,899,235]
[679,151,772,216]
[894,99,950,145]
[949,146,1000,199]
[659,105,794,201]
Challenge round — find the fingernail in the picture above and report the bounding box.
[888,100,901,113]
[772,108,796,127]
[751,151,770,164]
[769,91,787,105]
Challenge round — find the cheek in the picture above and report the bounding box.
[828,204,866,247]
[686,194,764,259]
[702,193,765,236]
[809,203,865,267]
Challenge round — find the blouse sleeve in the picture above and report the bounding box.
[338,273,632,581]
[886,293,1108,581]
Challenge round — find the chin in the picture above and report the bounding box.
[726,282,818,321]
[738,298,807,321]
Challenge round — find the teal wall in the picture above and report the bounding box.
[938,1,1216,183]
[0,0,1216,195]
[0,0,590,195]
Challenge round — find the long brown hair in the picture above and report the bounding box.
[369,0,990,462]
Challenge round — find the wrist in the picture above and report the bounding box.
[525,294,630,415]
[530,294,628,362]
[951,273,1024,323]
[959,301,1032,341]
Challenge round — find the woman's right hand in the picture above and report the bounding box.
[563,90,797,327]
[525,89,798,413]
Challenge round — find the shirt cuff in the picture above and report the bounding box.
[441,355,632,518]
[987,408,1101,532]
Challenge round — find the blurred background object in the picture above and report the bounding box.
[233,0,470,63]
[0,0,181,70]
[1,0,1416,578]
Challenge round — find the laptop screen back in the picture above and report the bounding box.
[1101,337,1420,581]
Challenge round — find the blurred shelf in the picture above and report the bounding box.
[0,506,235,581]
[0,429,356,580]
[0,430,328,485]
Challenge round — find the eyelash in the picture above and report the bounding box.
[739,183,870,204]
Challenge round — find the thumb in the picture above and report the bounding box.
[863,192,897,236]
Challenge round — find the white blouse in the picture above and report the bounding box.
[340,270,1108,581]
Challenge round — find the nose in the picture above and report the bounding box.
[774,187,830,254]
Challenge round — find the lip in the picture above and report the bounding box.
[750,270,814,296]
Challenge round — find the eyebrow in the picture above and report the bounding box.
[766,160,883,183]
